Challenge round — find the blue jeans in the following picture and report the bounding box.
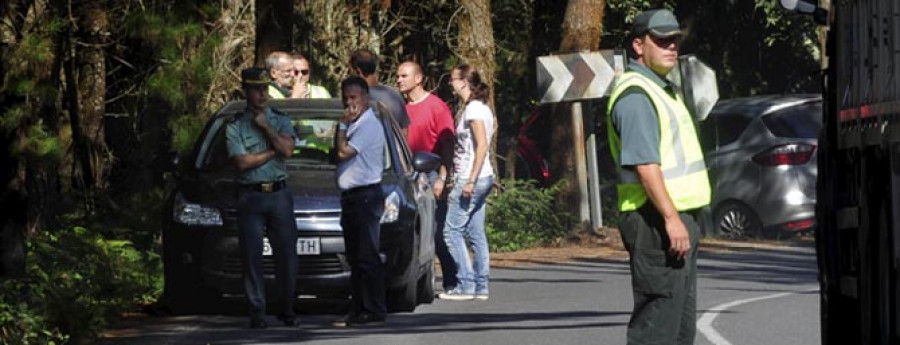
[427,171,457,290]
[444,175,493,294]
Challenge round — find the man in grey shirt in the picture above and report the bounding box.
[349,48,410,136]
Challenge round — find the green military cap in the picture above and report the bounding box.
[241,67,272,85]
[633,9,682,38]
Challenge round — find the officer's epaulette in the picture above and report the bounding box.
[270,107,287,116]
[224,113,239,123]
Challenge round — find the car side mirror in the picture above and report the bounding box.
[412,151,441,173]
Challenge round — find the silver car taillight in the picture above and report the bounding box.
[751,143,815,166]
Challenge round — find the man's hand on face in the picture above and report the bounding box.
[341,104,362,125]
[252,108,269,129]
[293,75,309,97]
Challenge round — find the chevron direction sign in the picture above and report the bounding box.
[537,51,623,104]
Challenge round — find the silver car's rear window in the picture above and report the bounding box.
[762,102,822,139]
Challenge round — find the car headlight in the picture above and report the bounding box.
[172,193,223,226]
[380,191,400,224]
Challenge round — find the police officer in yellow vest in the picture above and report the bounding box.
[607,9,711,345]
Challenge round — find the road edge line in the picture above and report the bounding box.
[697,288,818,345]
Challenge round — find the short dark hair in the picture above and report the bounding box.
[349,49,378,76]
[341,76,370,95]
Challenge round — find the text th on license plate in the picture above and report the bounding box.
[262,237,321,256]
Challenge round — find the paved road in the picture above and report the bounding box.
[94,243,819,345]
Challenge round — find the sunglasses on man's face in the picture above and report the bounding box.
[648,35,681,47]
[293,69,310,76]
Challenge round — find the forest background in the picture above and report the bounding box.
[0,0,820,342]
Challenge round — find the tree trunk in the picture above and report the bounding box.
[255,0,293,66]
[69,0,111,196]
[457,0,498,177]
[549,0,605,224]
[559,0,605,52]
[0,0,68,277]
[0,1,27,278]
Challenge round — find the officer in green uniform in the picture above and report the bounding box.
[606,9,711,345]
[226,67,299,329]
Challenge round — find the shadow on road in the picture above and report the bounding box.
[92,310,630,344]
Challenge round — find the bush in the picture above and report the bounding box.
[486,179,575,252]
[0,227,159,343]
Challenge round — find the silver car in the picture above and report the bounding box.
[698,94,820,238]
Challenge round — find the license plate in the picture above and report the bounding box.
[262,237,321,256]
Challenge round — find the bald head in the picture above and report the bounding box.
[399,61,423,75]
[396,61,424,96]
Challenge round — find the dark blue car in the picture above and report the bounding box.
[161,98,439,314]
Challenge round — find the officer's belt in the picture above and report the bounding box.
[241,180,286,193]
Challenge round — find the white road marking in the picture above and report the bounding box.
[697,288,818,345]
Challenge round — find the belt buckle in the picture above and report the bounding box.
[261,182,274,193]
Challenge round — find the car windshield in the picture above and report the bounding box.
[289,117,338,168]
[198,103,395,173]
[761,102,822,139]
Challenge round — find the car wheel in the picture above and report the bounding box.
[161,225,218,314]
[387,270,419,312]
[417,259,436,304]
[713,202,762,238]
[387,223,421,313]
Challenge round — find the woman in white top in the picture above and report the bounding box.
[437,64,495,301]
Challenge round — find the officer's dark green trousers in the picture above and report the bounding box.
[619,204,700,345]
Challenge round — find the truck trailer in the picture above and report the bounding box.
[786,0,900,343]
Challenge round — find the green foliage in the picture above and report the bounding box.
[0,106,25,134]
[24,123,62,158]
[170,114,207,152]
[0,227,159,343]
[119,3,224,153]
[486,179,574,252]
[0,302,68,345]
[602,0,820,96]
[491,0,538,136]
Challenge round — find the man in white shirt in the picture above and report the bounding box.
[333,76,387,327]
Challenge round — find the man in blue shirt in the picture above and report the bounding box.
[226,67,299,329]
[333,76,388,327]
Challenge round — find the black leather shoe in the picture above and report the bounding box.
[347,312,385,327]
[276,314,299,327]
[249,317,268,329]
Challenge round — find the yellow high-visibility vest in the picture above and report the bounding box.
[268,84,288,99]
[606,71,711,212]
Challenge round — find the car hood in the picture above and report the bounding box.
[286,169,341,212]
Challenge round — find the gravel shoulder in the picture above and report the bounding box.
[491,229,816,268]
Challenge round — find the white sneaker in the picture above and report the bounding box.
[474,293,489,301]
[438,288,475,301]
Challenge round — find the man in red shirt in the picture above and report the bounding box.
[396,61,458,292]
